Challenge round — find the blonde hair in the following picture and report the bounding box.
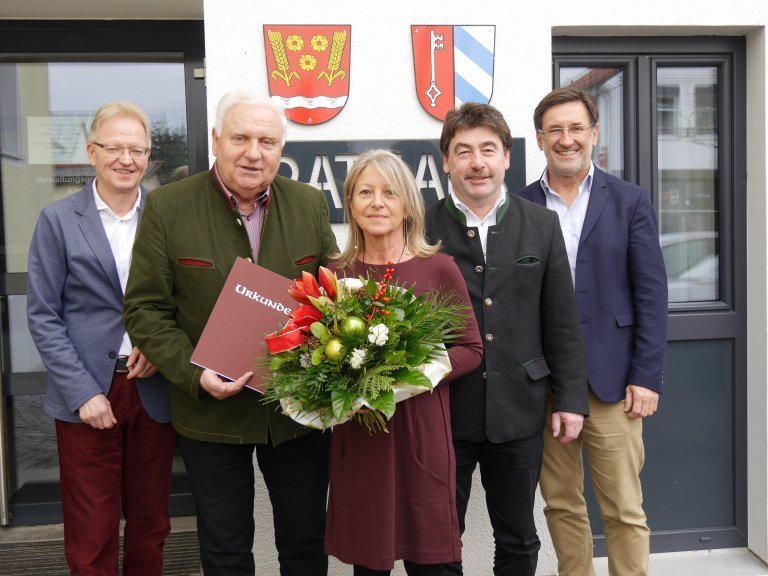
[88,101,151,146]
[335,149,440,269]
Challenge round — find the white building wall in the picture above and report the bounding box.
[200,1,768,574]
[746,26,768,562]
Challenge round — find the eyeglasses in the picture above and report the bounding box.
[536,123,595,139]
[92,142,150,159]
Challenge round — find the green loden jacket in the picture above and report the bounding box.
[123,168,338,445]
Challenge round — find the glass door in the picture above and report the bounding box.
[655,66,720,304]
[554,37,746,554]
[0,21,206,526]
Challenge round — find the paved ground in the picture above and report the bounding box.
[2,519,767,575]
[595,548,768,576]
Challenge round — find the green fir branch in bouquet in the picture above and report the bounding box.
[262,264,468,433]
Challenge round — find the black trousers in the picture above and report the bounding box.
[446,435,543,576]
[178,431,331,576]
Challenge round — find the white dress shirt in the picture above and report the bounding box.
[540,164,595,286]
[450,189,507,260]
[93,180,141,356]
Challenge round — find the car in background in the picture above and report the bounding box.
[660,231,719,303]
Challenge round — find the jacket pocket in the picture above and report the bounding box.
[523,357,550,381]
[514,255,541,266]
[293,254,316,267]
[615,312,635,327]
[177,257,214,268]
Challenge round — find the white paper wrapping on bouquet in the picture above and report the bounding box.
[278,345,452,430]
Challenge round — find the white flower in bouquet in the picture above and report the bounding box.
[299,353,313,369]
[368,324,389,346]
[348,348,367,369]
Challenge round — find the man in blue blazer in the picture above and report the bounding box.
[27,102,175,576]
[517,88,668,576]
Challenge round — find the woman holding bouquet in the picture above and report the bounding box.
[324,150,483,575]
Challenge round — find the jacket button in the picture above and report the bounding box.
[482,372,487,379]
[108,351,117,359]
[466,230,476,238]
[485,333,494,342]
[484,298,493,307]
[236,219,243,226]
[474,265,484,274]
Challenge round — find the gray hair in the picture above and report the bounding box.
[214,90,288,144]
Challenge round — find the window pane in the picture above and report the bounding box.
[657,66,719,303]
[559,66,624,179]
[658,85,680,135]
[8,295,44,373]
[0,61,189,273]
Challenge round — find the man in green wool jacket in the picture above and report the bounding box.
[124,90,337,576]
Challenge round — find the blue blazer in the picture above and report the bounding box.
[27,181,171,424]
[517,167,668,403]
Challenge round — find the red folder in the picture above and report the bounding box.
[191,257,294,393]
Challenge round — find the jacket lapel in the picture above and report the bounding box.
[76,183,123,297]
[579,168,609,248]
[529,183,547,207]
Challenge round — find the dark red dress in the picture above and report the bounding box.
[324,253,483,570]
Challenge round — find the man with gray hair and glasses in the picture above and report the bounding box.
[124,89,338,575]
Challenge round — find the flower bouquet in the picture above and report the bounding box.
[262,264,467,433]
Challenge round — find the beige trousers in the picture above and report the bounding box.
[540,392,650,576]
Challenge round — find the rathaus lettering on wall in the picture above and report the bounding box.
[279,139,524,223]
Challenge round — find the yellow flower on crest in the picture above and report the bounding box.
[286,35,304,51]
[299,54,317,71]
[311,35,329,51]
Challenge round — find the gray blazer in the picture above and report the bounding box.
[27,181,171,424]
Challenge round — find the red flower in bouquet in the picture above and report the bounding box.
[318,266,338,300]
[287,271,322,305]
[264,302,323,355]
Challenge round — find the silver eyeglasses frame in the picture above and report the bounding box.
[92,142,150,159]
[536,122,596,139]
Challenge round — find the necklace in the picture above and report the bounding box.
[362,242,407,266]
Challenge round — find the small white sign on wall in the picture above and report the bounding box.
[27,115,91,165]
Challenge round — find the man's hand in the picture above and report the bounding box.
[79,394,117,429]
[125,347,157,379]
[551,411,584,443]
[200,368,253,400]
[624,384,659,419]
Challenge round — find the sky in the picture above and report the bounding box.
[47,62,187,127]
